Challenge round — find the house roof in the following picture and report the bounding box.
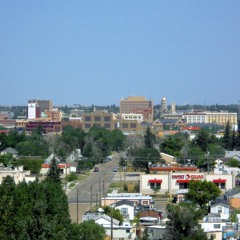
[211,198,229,208]
[225,187,240,197]
[44,153,62,164]
[115,200,134,207]
[94,214,120,226]
[1,147,18,155]
[225,151,240,158]
[139,210,160,218]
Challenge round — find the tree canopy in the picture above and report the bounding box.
[164,203,207,240]
[185,180,221,208]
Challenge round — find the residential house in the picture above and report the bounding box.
[66,149,83,162]
[44,152,62,164]
[94,214,136,240]
[0,165,36,184]
[144,225,167,240]
[225,188,240,209]
[225,151,240,161]
[210,199,230,220]
[200,213,227,240]
[1,147,19,158]
[114,200,135,221]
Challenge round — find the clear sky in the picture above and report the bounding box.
[0,1,240,107]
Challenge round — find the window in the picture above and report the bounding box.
[85,124,91,128]
[217,207,222,213]
[130,123,137,128]
[126,229,130,233]
[122,123,128,128]
[121,208,128,215]
[104,116,110,121]
[213,224,220,229]
[85,116,91,121]
[104,123,110,129]
[179,183,188,189]
[94,116,101,121]
[142,200,149,205]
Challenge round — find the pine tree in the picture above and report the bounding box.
[222,121,232,150]
[144,126,155,148]
[47,156,61,184]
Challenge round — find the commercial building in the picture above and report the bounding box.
[140,172,235,196]
[120,96,153,123]
[27,99,52,119]
[82,111,115,131]
[183,111,237,126]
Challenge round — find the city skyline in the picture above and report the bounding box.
[0,1,240,106]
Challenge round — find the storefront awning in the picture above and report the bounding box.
[176,180,190,183]
[148,179,162,183]
[213,179,226,183]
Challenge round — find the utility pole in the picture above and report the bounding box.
[111,207,113,240]
[77,188,79,223]
[90,185,93,211]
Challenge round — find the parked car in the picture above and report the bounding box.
[93,167,99,172]
[112,167,118,172]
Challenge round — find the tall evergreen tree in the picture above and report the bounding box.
[144,126,155,148]
[231,129,236,150]
[222,121,232,150]
[47,156,61,184]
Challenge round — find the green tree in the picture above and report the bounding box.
[225,158,240,168]
[231,128,236,150]
[144,126,155,148]
[195,129,209,152]
[132,147,162,173]
[222,121,232,150]
[13,158,43,174]
[164,203,207,240]
[70,220,105,240]
[47,157,61,184]
[185,180,221,208]
[102,206,124,224]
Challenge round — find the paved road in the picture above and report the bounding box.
[67,152,123,222]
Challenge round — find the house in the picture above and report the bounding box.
[144,225,167,240]
[225,151,240,161]
[101,193,153,207]
[139,210,162,226]
[40,163,71,175]
[200,213,227,240]
[44,152,62,164]
[0,165,36,184]
[114,200,135,221]
[66,149,83,162]
[225,188,240,209]
[94,214,136,240]
[1,147,18,158]
[210,199,230,220]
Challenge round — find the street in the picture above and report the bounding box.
[67,152,123,223]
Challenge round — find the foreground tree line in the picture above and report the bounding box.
[0,159,106,240]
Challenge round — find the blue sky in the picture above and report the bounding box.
[0,1,240,107]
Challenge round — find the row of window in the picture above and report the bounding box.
[149,182,226,190]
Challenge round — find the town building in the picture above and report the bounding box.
[140,171,235,195]
[27,99,52,119]
[120,96,153,123]
[82,111,115,131]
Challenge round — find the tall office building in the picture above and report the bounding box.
[120,96,153,123]
[27,99,52,119]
